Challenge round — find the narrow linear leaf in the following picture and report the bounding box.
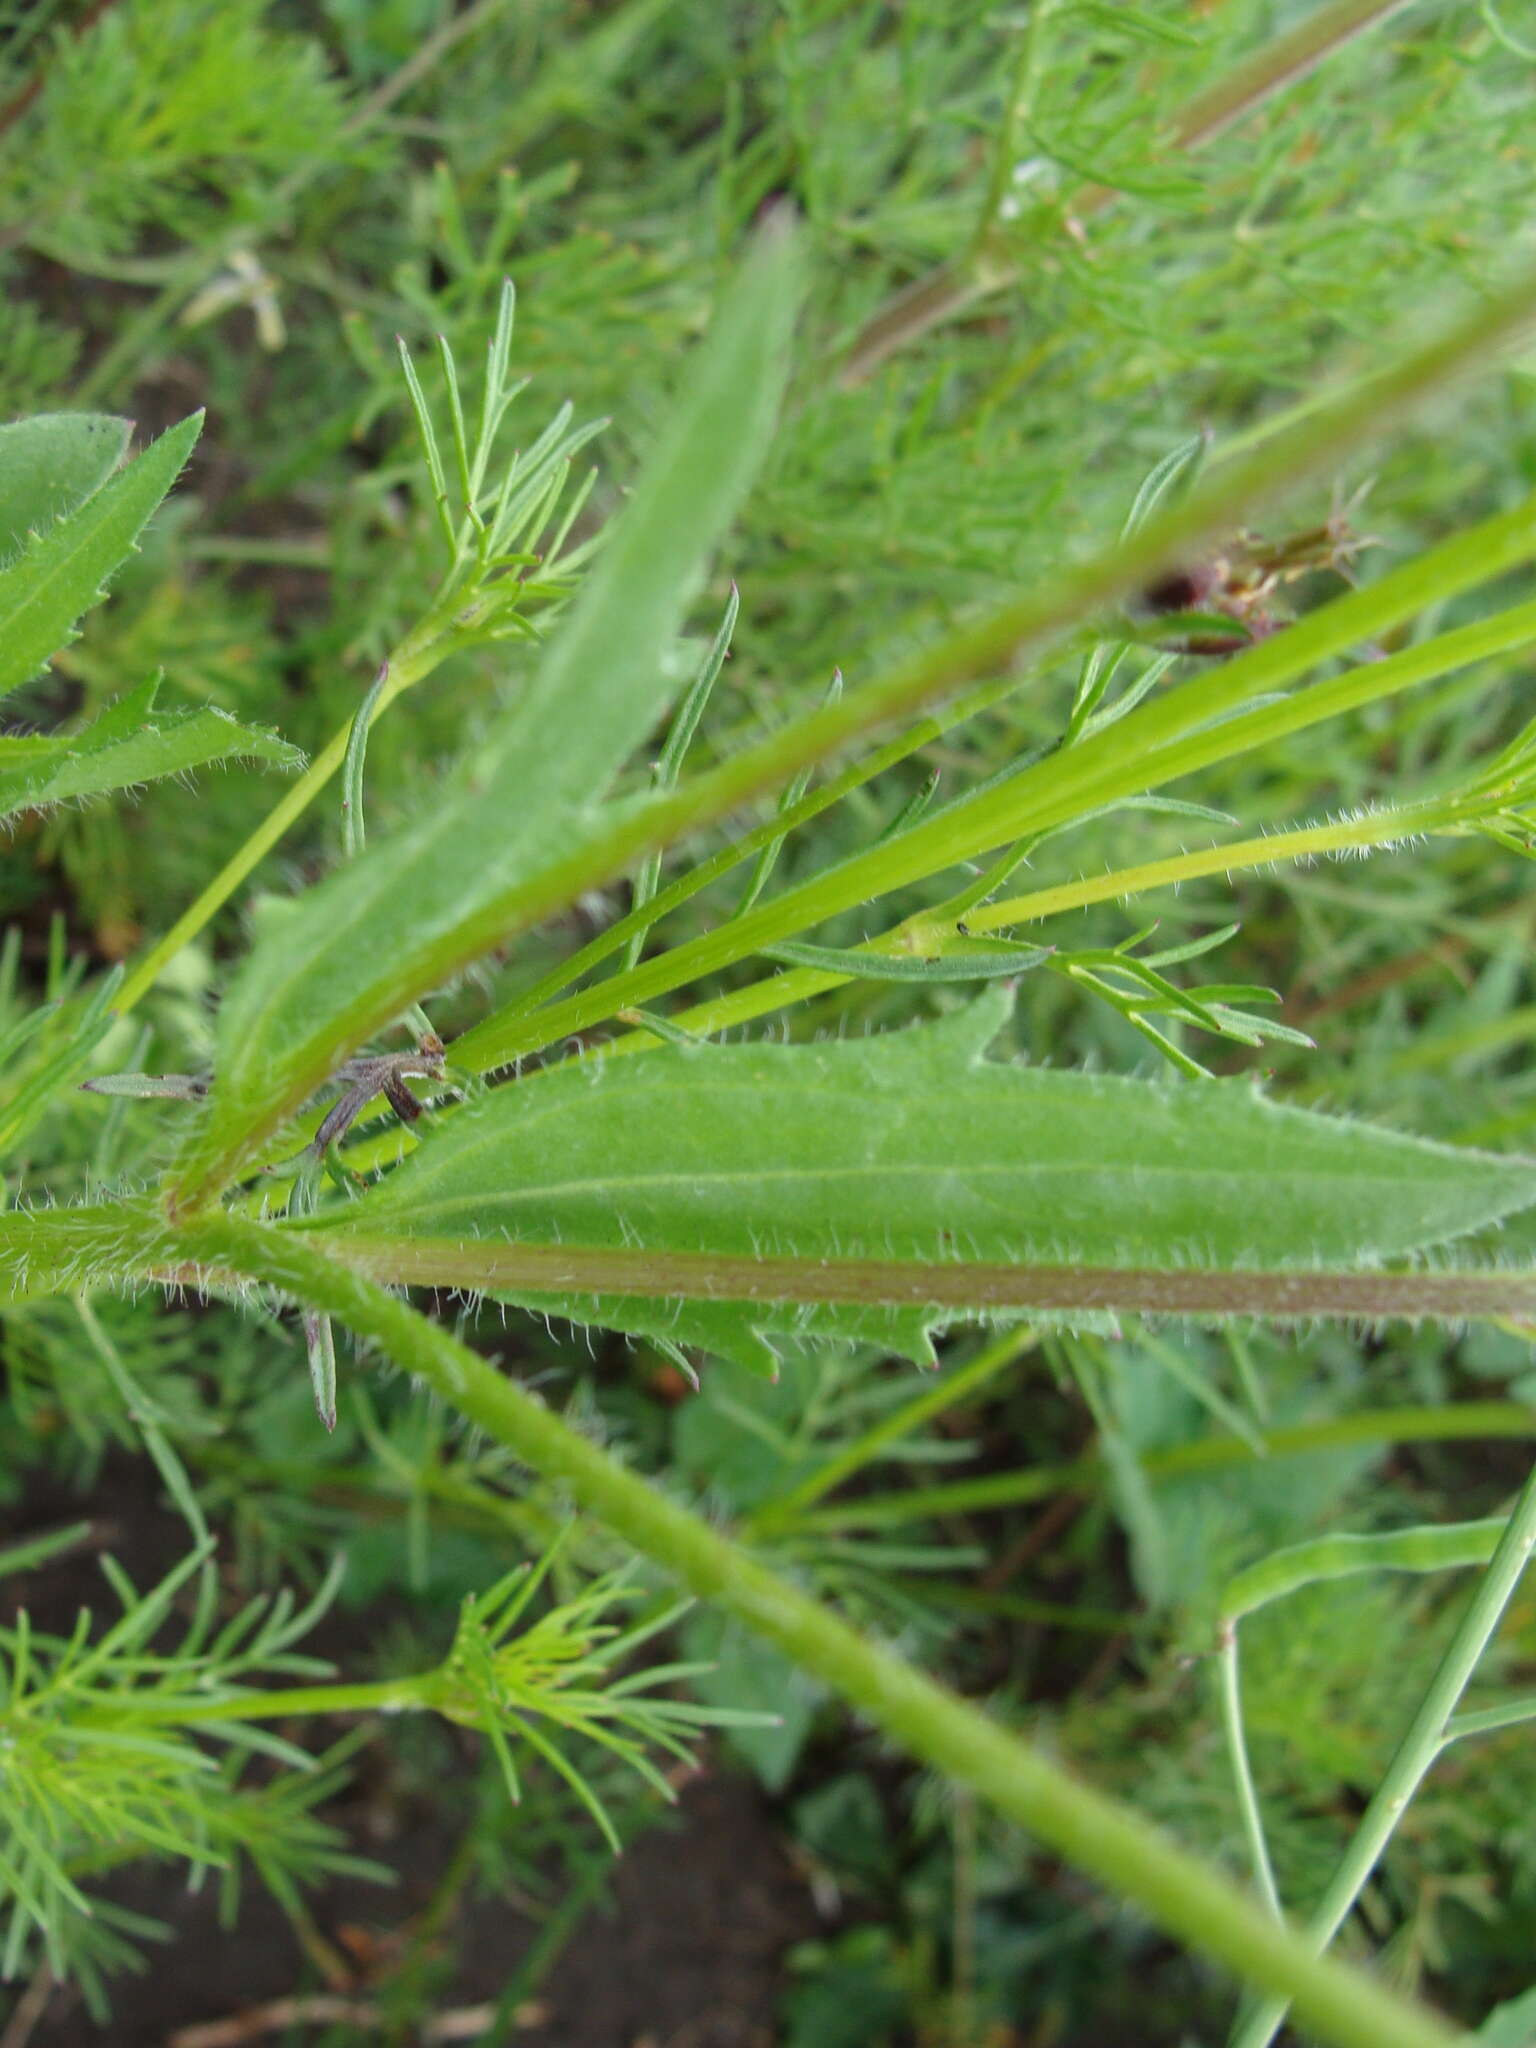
[0,412,202,707]
[312,992,1536,1371]
[761,939,1053,984]
[0,412,131,559]
[174,226,805,1204]
[626,587,739,966]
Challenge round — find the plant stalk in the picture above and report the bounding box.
[839,0,1420,384]
[1218,1627,1285,1919]
[10,1207,1536,1326]
[145,1204,1461,2048]
[455,530,1536,1075]
[584,763,1529,1061]
[783,1404,1536,1533]
[1230,1451,1536,2048]
[114,621,444,1018]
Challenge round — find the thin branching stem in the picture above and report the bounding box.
[1230,1453,1536,2048]
[780,1405,1536,1534]
[1217,1627,1285,1920]
[838,0,1419,385]
[459,579,1536,1070]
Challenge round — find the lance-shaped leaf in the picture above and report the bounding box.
[0,676,302,824]
[0,412,202,706]
[311,992,1536,1375]
[172,223,805,1206]
[0,412,131,560]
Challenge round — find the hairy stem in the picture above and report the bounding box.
[455,523,1536,1075]
[494,668,1024,1030]
[318,1238,1536,1323]
[580,762,1526,1061]
[91,1201,1458,2048]
[9,1206,1536,1326]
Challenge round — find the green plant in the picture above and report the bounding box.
[6,4,1536,2043]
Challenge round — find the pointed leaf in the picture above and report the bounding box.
[762,939,1053,984]
[314,993,1536,1368]
[0,412,202,706]
[0,676,302,823]
[0,412,131,560]
[176,226,805,1203]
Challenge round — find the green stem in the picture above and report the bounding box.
[961,796,1512,934]
[1218,1628,1284,1919]
[115,618,446,1017]
[495,668,1023,1030]
[730,587,1536,1007]
[1230,1454,1536,2048]
[1220,1519,1510,1625]
[456,538,1536,1074]
[1444,1694,1536,1743]
[784,1404,1536,1533]
[838,0,1418,384]
[1214,1511,1523,1950]
[130,1676,431,1722]
[745,1327,1037,1537]
[591,772,1512,1059]
[129,1204,1457,2048]
[12,1207,1536,1326]
[972,0,1066,250]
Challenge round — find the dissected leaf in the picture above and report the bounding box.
[173,225,806,1204]
[0,412,131,560]
[0,412,202,706]
[0,675,302,824]
[314,992,1536,1372]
